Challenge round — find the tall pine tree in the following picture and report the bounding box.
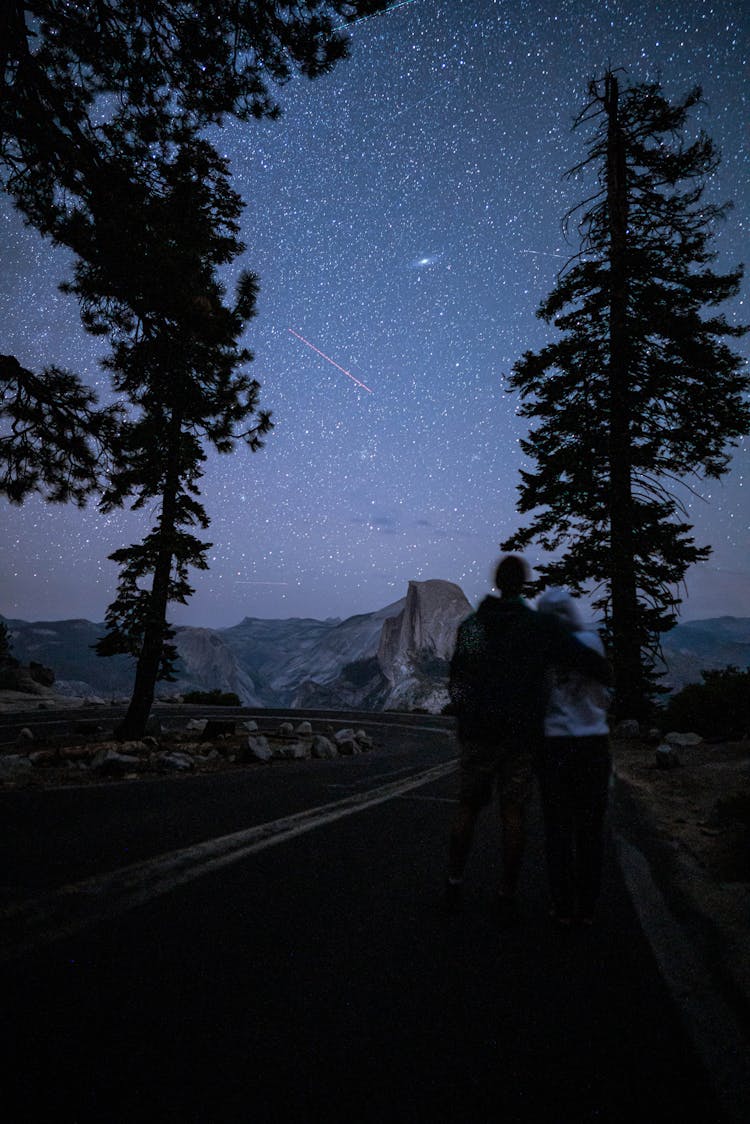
[502,72,749,719]
[63,136,271,737]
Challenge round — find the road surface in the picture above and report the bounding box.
[0,714,728,1122]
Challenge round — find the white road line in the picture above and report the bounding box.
[1,758,458,962]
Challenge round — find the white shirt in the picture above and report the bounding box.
[544,630,611,737]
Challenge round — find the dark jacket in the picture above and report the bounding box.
[449,595,611,741]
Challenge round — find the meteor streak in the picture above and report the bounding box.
[333,0,418,31]
[288,328,373,393]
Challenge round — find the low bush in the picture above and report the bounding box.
[183,689,241,707]
[658,666,750,740]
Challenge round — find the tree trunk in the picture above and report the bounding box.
[117,412,182,739]
[605,73,646,720]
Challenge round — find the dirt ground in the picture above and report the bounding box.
[613,737,750,883]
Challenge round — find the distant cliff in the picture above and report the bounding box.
[3,599,749,711]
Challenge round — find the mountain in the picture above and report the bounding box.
[658,617,750,692]
[0,580,469,711]
[3,599,749,712]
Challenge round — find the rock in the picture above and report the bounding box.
[278,722,294,737]
[654,743,680,769]
[142,735,159,750]
[186,718,207,733]
[83,696,106,706]
[200,719,236,741]
[242,719,259,732]
[295,720,313,736]
[16,727,34,745]
[0,755,34,782]
[275,741,310,760]
[311,735,338,759]
[245,735,272,763]
[355,729,373,749]
[335,731,359,756]
[614,719,641,740]
[665,731,704,748]
[159,752,194,772]
[29,748,58,766]
[91,748,141,775]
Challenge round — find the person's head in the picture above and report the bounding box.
[536,587,584,631]
[493,554,530,597]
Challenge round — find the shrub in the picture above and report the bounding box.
[183,689,240,707]
[658,666,750,740]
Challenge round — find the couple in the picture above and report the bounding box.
[445,555,612,927]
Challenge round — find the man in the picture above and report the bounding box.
[445,555,611,923]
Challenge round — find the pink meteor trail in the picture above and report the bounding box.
[288,328,373,393]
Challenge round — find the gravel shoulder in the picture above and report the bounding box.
[613,736,750,1024]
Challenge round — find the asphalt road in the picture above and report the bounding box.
[0,717,728,1123]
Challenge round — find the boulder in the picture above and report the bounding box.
[275,741,310,760]
[654,743,680,770]
[665,731,704,748]
[200,719,236,742]
[242,719,259,732]
[92,747,141,775]
[0,755,34,783]
[186,718,207,734]
[311,735,338,759]
[355,729,373,750]
[295,720,313,736]
[244,736,272,763]
[159,752,194,772]
[16,727,34,745]
[335,730,359,756]
[614,719,641,740]
[278,722,294,737]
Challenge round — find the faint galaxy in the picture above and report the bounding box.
[1,0,748,626]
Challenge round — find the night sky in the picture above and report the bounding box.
[1,0,748,627]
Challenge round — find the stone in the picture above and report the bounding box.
[334,728,357,744]
[16,727,34,745]
[83,696,106,706]
[276,741,310,760]
[311,735,338,759]
[242,720,259,732]
[614,719,641,740]
[142,736,159,750]
[186,718,207,733]
[665,731,703,748]
[654,743,680,770]
[91,748,141,775]
[295,721,313,736]
[0,755,34,782]
[355,729,373,749]
[159,752,194,772]
[200,719,236,742]
[278,722,294,737]
[245,735,272,763]
[335,735,359,756]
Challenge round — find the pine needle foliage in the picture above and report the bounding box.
[1,1,387,501]
[69,137,272,737]
[502,72,749,718]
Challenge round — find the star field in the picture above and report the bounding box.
[1,0,748,626]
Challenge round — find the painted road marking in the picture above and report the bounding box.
[1,759,457,962]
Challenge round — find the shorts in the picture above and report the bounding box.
[458,735,536,811]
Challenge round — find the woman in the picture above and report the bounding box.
[536,589,611,927]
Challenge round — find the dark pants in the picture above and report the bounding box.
[537,735,611,918]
